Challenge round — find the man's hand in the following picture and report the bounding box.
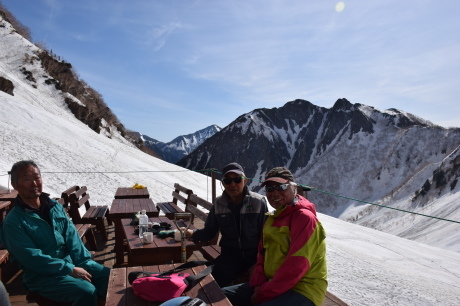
[70,267,92,282]
[178,227,194,238]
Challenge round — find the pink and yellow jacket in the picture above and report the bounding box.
[250,195,327,306]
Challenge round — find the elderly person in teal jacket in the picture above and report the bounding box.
[0,160,109,306]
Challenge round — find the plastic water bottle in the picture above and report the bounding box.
[138,209,149,239]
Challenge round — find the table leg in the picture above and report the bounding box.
[113,218,126,266]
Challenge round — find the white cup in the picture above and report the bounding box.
[142,232,153,244]
[174,230,182,242]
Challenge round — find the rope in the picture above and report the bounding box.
[297,184,460,224]
[202,170,459,224]
[1,168,458,224]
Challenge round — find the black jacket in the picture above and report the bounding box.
[192,187,268,254]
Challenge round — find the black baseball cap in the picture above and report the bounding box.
[222,162,245,176]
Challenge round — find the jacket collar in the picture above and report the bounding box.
[14,193,55,213]
[222,185,250,205]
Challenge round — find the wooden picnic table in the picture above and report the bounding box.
[0,201,12,223]
[105,263,231,306]
[122,216,200,266]
[109,198,159,266]
[0,189,17,201]
[114,187,150,199]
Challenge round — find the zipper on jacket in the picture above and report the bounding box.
[237,195,251,260]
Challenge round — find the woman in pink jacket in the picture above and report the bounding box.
[222,167,327,306]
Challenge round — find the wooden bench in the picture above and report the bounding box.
[156,183,193,219]
[187,194,218,240]
[68,186,112,241]
[200,245,222,261]
[0,249,8,282]
[185,194,222,262]
[0,200,11,282]
[60,185,80,209]
[74,223,97,251]
[55,196,98,251]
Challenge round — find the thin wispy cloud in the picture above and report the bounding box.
[3,0,460,141]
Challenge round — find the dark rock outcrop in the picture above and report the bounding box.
[0,76,14,95]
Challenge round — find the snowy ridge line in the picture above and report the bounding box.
[308,185,460,225]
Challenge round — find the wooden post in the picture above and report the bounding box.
[7,171,11,192]
[296,185,303,197]
[297,185,310,199]
[211,170,217,204]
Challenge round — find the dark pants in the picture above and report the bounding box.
[223,282,315,306]
[212,249,256,287]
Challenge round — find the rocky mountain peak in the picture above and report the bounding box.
[331,98,353,111]
[177,99,460,252]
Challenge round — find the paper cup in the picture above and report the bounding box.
[174,230,182,242]
[142,232,153,244]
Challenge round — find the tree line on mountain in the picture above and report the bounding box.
[0,1,31,42]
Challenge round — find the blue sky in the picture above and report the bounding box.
[3,0,460,142]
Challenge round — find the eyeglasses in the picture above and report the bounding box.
[222,177,245,185]
[265,184,290,193]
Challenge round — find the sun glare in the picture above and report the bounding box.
[335,2,345,12]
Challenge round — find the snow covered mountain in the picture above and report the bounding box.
[1,12,460,305]
[178,99,460,252]
[141,124,221,163]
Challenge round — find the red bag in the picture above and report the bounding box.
[128,261,212,302]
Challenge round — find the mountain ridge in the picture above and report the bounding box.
[144,124,221,163]
[178,98,460,251]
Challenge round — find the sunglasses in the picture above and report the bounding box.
[222,176,245,185]
[265,184,290,193]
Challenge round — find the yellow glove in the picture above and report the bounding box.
[132,183,145,189]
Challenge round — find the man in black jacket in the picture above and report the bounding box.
[183,163,268,287]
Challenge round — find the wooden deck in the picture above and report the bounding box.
[3,220,347,306]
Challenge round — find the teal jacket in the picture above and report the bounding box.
[0,194,93,285]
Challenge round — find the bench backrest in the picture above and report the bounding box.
[68,186,91,223]
[172,183,193,205]
[187,194,212,221]
[61,186,80,209]
[188,194,218,245]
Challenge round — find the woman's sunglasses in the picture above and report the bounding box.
[265,184,290,193]
[222,177,245,185]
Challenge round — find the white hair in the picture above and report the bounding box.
[290,182,297,195]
